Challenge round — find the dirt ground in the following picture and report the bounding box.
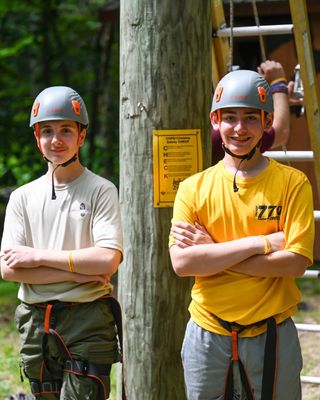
[300,331,320,400]
[295,293,320,400]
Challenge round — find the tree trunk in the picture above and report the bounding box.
[118,1,211,399]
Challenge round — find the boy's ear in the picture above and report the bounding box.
[210,111,219,129]
[264,112,274,130]
[78,128,87,148]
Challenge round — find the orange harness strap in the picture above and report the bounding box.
[44,304,53,334]
[216,316,277,400]
[231,331,239,361]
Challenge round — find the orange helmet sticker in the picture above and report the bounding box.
[72,100,81,115]
[215,86,224,103]
[33,102,40,117]
[257,87,266,104]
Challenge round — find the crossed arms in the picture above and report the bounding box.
[170,221,309,278]
[0,246,122,285]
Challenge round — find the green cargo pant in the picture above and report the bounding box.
[15,299,119,400]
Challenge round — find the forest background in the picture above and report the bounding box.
[0,0,120,194]
[0,1,319,399]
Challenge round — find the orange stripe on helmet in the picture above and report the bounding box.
[217,109,222,124]
[261,110,265,129]
[34,123,43,154]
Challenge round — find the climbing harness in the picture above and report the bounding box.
[24,296,126,400]
[215,316,278,400]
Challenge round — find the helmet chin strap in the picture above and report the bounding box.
[44,154,78,200]
[222,144,257,161]
[222,142,260,193]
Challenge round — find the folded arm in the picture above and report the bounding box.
[170,238,263,277]
[1,245,122,284]
[0,260,106,284]
[169,221,301,278]
[230,250,309,277]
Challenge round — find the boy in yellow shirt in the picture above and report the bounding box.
[169,70,314,400]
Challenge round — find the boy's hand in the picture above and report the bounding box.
[171,221,214,248]
[266,231,286,253]
[258,60,286,84]
[3,246,39,269]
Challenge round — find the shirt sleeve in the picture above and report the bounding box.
[1,191,26,251]
[92,183,123,255]
[283,175,314,264]
[260,128,275,153]
[168,179,196,248]
[211,128,225,166]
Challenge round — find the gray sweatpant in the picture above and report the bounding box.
[181,318,302,400]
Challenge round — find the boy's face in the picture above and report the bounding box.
[36,120,86,165]
[210,107,273,157]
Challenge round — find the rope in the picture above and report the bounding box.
[228,0,234,72]
[251,0,266,61]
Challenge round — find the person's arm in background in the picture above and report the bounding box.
[258,60,290,149]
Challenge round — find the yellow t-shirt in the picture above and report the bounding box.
[169,158,314,337]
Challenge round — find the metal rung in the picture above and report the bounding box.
[263,150,313,161]
[214,24,293,38]
[315,210,320,221]
[301,376,320,384]
[295,323,320,332]
[303,270,320,279]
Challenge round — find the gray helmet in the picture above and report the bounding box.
[211,70,273,113]
[30,86,89,127]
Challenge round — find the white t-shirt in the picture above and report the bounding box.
[1,168,123,303]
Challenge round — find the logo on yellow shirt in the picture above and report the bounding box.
[255,205,282,220]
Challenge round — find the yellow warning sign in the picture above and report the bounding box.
[153,129,203,208]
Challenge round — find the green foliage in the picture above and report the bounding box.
[0,281,20,305]
[0,0,120,188]
[297,264,320,295]
[0,282,27,398]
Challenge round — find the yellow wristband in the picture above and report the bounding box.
[270,77,287,85]
[259,235,271,255]
[68,252,75,273]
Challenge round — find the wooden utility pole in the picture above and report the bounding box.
[118,1,211,399]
